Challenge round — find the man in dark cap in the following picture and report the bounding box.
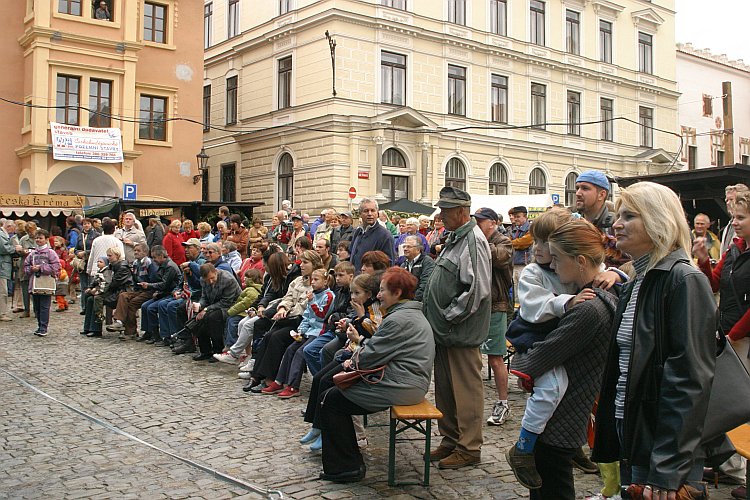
[330,210,354,250]
[474,208,514,426]
[423,186,492,470]
[508,206,532,296]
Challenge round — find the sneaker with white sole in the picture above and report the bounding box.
[487,401,510,426]
[239,359,255,372]
[238,371,253,379]
[106,320,124,332]
[213,352,239,364]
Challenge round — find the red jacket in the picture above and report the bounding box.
[163,231,186,265]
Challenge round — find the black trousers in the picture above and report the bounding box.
[194,308,225,354]
[304,360,344,426]
[321,336,345,366]
[251,317,301,381]
[319,387,370,475]
[529,441,576,500]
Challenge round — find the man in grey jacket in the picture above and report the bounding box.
[192,263,241,361]
[0,220,20,321]
[423,186,492,470]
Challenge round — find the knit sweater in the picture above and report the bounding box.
[511,288,617,448]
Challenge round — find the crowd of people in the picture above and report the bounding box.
[4,176,749,498]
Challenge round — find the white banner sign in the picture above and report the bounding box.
[51,122,124,163]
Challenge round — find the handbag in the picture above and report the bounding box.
[626,483,704,500]
[333,348,385,390]
[30,253,56,295]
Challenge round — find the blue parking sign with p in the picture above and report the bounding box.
[123,183,137,200]
[551,193,560,205]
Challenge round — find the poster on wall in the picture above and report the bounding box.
[50,122,124,163]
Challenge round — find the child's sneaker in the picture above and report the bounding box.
[261,381,283,394]
[239,358,255,372]
[506,445,542,489]
[487,401,510,426]
[277,387,300,399]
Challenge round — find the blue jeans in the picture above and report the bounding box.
[32,294,51,332]
[303,331,335,376]
[158,297,185,339]
[140,296,170,334]
[224,315,242,347]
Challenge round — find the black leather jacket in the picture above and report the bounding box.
[592,249,716,490]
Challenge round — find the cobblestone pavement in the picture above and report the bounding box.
[0,311,738,499]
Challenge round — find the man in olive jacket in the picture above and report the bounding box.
[423,186,492,470]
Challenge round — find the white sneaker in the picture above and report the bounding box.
[357,437,369,449]
[239,359,255,372]
[106,320,124,332]
[213,352,239,364]
[238,371,253,379]
[487,401,510,426]
[0,314,13,322]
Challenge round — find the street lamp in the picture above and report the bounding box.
[193,147,209,184]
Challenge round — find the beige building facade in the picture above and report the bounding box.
[0,0,204,203]
[203,0,679,217]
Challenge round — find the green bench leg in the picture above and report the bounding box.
[388,417,396,487]
[423,418,432,487]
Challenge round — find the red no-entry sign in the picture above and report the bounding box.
[348,187,357,199]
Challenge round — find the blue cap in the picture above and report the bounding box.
[576,170,610,192]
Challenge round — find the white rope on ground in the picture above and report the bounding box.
[0,366,285,500]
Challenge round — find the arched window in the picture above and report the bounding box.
[382,148,406,168]
[529,167,546,195]
[445,158,466,190]
[278,153,293,210]
[565,172,577,207]
[489,163,508,195]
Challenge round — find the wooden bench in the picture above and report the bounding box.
[388,400,443,487]
[727,424,750,499]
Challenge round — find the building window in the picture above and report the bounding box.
[382,148,406,168]
[680,125,696,164]
[488,163,508,195]
[565,10,580,55]
[278,153,294,209]
[382,176,408,202]
[89,79,112,128]
[228,0,239,38]
[279,0,290,15]
[139,95,167,141]
[58,0,81,15]
[382,0,406,9]
[599,20,612,63]
[601,98,613,141]
[742,154,749,165]
[143,2,166,43]
[688,145,698,169]
[716,150,725,166]
[491,74,508,123]
[564,172,577,207]
[56,75,80,125]
[278,56,292,109]
[204,2,212,48]
[448,0,466,25]
[221,163,236,202]
[638,32,653,74]
[531,83,546,130]
[93,0,113,21]
[567,91,580,136]
[490,0,507,36]
[529,167,546,195]
[710,130,723,166]
[226,76,238,125]
[448,65,466,116]
[639,106,653,148]
[741,139,750,167]
[445,158,466,190]
[203,84,211,132]
[381,51,406,106]
[702,94,713,117]
[530,0,545,46]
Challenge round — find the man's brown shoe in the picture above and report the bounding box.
[438,450,480,469]
[429,446,454,462]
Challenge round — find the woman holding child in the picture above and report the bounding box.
[316,267,435,483]
[507,219,617,498]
